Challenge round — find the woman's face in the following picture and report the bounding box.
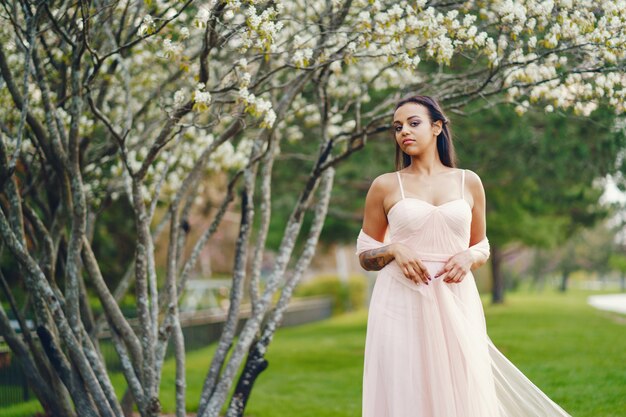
[392,103,442,156]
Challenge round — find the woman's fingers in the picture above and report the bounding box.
[442,265,454,282]
[400,257,438,285]
[402,265,419,284]
[435,263,451,278]
[403,258,469,284]
[455,270,467,282]
[402,262,428,285]
[401,266,411,281]
[413,264,428,285]
[411,261,429,284]
[408,265,420,284]
[414,260,431,284]
[443,266,458,282]
[443,266,467,283]
[443,271,456,283]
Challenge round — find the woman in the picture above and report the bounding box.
[356,95,571,417]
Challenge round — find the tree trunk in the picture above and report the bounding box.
[229,339,270,417]
[559,270,570,292]
[121,389,135,417]
[491,245,505,304]
[529,249,546,292]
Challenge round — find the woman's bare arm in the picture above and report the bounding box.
[359,244,397,271]
[466,169,489,269]
[358,175,392,271]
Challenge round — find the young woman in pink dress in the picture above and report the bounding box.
[356,95,571,417]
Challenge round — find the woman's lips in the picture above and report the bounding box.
[402,139,415,145]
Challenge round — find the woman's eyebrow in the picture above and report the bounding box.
[393,115,422,124]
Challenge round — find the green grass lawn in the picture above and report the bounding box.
[2,290,625,417]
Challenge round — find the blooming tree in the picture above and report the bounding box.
[0,0,625,416]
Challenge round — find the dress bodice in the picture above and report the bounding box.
[387,171,472,258]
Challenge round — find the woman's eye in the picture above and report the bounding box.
[411,122,419,126]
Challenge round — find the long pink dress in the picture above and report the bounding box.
[357,170,571,417]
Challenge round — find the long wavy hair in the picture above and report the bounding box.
[393,95,457,170]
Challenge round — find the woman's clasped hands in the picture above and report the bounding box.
[392,243,474,285]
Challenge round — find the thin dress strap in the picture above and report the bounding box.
[396,172,406,199]
[461,169,466,200]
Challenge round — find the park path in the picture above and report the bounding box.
[587,293,626,315]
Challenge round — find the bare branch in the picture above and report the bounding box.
[197,134,266,414]
[226,167,335,417]
[0,42,57,169]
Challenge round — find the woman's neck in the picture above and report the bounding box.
[405,152,448,176]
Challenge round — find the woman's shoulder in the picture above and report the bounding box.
[460,168,483,185]
[371,171,400,187]
[373,171,399,182]
[439,167,482,184]
[459,168,485,199]
[367,172,399,195]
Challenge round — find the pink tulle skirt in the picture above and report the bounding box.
[362,259,571,417]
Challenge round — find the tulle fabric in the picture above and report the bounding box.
[356,186,571,416]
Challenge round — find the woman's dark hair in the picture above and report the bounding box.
[393,95,457,170]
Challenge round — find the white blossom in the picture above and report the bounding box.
[263,109,276,127]
[239,72,251,87]
[292,48,313,68]
[173,90,185,107]
[161,39,183,59]
[195,91,211,105]
[194,7,211,28]
[329,61,342,74]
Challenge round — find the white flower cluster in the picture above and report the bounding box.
[137,14,156,37]
[275,93,358,144]
[239,4,284,53]
[105,124,253,204]
[5,0,626,212]
[208,138,254,172]
[194,6,212,29]
[485,0,626,114]
[193,83,212,112]
[238,88,276,128]
[347,2,491,67]
[173,89,186,107]
[327,113,357,138]
[292,48,313,68]
[160,38,183,59]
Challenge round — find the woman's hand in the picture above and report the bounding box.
[435,250,474,283]
[391,243,431,285]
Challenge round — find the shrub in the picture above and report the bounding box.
[295,274,367,314]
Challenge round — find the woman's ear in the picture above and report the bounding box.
[432,120,443,135]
